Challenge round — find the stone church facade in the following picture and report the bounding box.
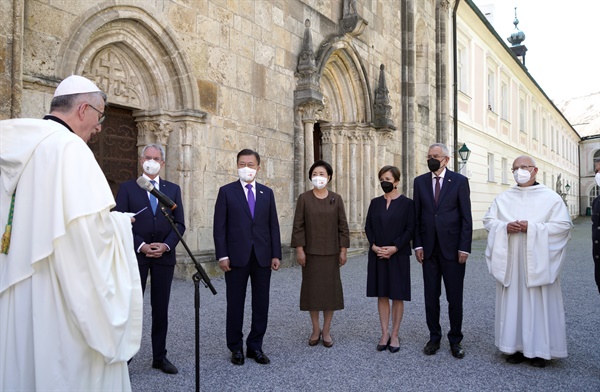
[1,0,451,275]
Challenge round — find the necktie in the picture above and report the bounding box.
[150,180,158,214]
[246,184,255,218]
[434,176,441,205]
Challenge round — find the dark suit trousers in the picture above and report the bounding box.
[139,262,175,361]
[422,238,465,344]
[225,248,272,352]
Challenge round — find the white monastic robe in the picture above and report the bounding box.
[483,184,572,360]
[0,119,143,391]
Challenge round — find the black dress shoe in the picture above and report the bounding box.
[506,352,526,364]
[152,358,179,374]
[247,349,270,364]
[530,357,547,368]
[450,343,465,359]
[423,340,440,355]
[231,350,245,366]
[376,337,390,352]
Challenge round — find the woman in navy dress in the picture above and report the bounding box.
[365,165,415,353]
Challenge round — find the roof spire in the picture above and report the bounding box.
[507,7,526,46]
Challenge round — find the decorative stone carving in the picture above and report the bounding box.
[321,95,333,122]
[373,64,396,130]
[295,19,323,106]
[340,0,368,37]
[298,100,323,124]
[85,47,144,109]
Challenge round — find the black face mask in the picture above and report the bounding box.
[427,158,442,172]
[380,181,395,193]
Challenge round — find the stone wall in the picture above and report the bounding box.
[1,0,445,277]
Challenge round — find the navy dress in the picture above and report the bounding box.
[365,195,415,300]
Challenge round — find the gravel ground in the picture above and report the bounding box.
[129,217,600,391]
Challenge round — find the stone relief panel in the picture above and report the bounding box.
[84,47,145,109]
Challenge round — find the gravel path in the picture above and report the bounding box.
[129,217,600,391]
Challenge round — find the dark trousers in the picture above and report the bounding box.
[225,248,272,352]
[139,262,175,361]
[422,239,465,344]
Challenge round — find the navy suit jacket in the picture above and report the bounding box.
[213,181,282,268]
[413,169,472,260]
[592,196,600,292]
[114,178,185,266]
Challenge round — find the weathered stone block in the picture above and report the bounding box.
[198,79,218,114]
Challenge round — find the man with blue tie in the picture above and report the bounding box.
[413,143,472,359]
[114,143,185,374]
[213,149,282,366]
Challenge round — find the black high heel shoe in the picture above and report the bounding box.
[388,337,400,353]
[376,336,390,352]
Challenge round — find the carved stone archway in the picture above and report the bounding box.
[54,4,206,231]
[294,17,396,247]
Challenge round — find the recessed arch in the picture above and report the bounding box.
[55,4,199,112]
[317,39,372,124]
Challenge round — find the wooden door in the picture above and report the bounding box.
[89,106,138,198]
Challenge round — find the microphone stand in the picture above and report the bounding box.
[159,205,216,392]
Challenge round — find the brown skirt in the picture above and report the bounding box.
[300,254,344,311]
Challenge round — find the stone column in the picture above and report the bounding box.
[363,131,373,217]
[304,121,315,181]
[293,110,305,199]
[10,0,24,118]
[402,0,417,194]
[436,0,450,144]
[299,101,322,191]
[348,132,358,228]
[336,129,346,199]
[321,126,334,173]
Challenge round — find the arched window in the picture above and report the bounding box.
[590,186,600,207]
[593,150,600,172]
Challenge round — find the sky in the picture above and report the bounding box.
[471,0,600,102]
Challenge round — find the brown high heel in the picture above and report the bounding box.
[322,335,334,348]
[308,333,321,346]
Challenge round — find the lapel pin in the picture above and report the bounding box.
[260,191,264,194]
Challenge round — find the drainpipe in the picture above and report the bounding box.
[452,0,461,171]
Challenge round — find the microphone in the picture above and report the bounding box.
[136,177,177,210]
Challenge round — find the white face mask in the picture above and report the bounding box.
[513,168,532,185]
[595,173,600,187]
[238,167,257,183]
[143,159,161,176]
[311,176,328,190]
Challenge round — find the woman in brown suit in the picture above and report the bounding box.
[291,160,350,348]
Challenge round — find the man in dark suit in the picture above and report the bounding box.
[213,149,282,366]
[592,159,600,294]
[114,143,185,374]
[413,143,472,359]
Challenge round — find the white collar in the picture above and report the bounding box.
[431,167,447,179]
[143,174,160,186]
[240,179,256,189]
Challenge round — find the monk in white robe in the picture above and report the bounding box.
[483,155,572,368]
[0,75,143,391]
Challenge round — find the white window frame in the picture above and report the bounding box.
[500,81,509,119]
[501,157,508,184]
[487,70,496,111]
[519,96,526,132]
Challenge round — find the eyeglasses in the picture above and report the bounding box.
[427,155,447,160]
[511,165,535,172]
[237,162,257,169]
[87,104,106,124]
[143,156,163,162]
